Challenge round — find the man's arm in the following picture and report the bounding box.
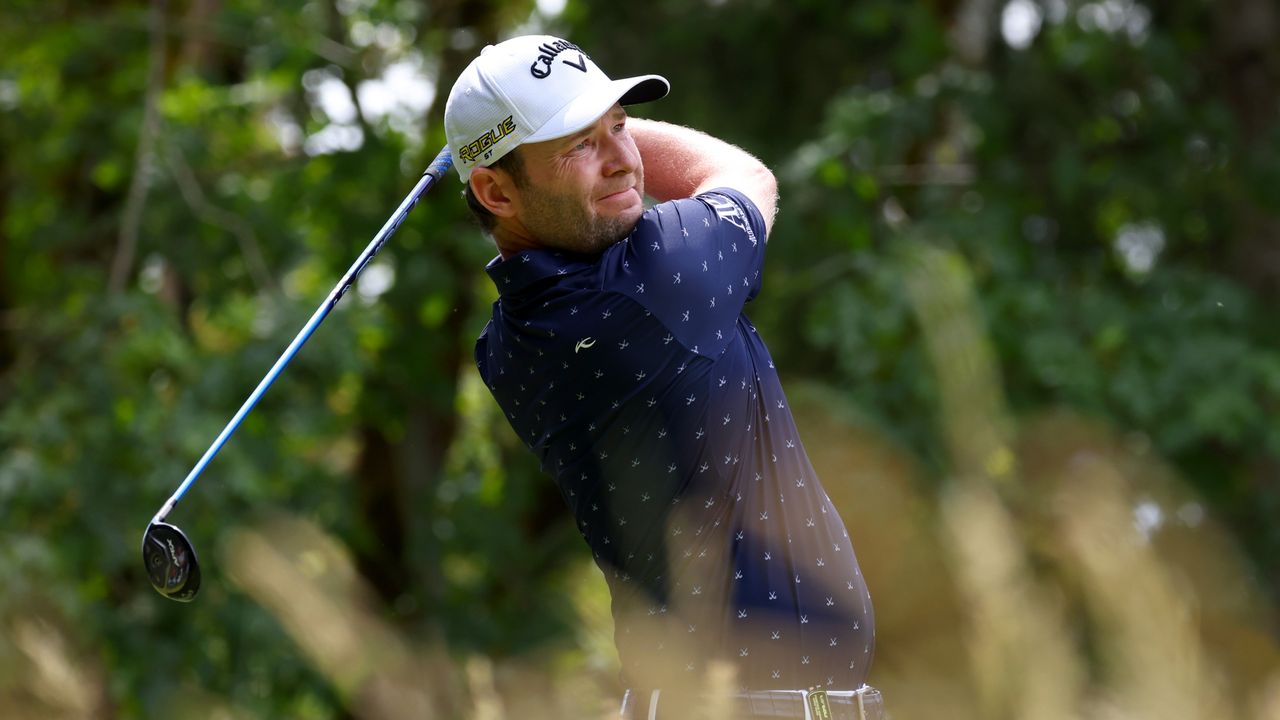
[629,118,779,237]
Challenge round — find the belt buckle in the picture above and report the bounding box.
[806,687,833,720]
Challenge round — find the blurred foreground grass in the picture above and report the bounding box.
[3,242,1279,719]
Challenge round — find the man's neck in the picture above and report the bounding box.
[493,223,539,260]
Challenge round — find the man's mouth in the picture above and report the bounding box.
[599,187,635,202]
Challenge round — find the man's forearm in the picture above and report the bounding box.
[630,118,778,233]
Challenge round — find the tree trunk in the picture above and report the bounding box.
[180,0,220,75]
[347,0,504,627]
[0,165,12,376]
[1212,0,1280,297]
[949,0,998,66]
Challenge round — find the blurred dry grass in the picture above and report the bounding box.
[218,517,448,720]
[3,242,1279,718]
[0,613,108,719]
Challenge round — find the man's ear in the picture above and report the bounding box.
[469,166,520,219]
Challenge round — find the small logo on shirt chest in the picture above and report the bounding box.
[574,337,596,353]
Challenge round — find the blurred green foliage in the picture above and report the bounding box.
[1,0,1278,716]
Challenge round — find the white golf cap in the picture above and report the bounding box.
[444,35,669,182]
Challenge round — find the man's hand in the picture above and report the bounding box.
[629,118,778,237]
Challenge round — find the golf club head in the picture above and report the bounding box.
[142,521,201,602]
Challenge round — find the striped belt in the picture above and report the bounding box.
[621,684,886,720]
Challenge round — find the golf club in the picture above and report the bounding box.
[143,147,454,602]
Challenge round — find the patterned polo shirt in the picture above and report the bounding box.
[475,188,874,691]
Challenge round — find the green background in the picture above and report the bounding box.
[2,0,1278,717]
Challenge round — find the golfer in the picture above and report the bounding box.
[444,35,882,719]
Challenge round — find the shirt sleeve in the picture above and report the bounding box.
[607,187,768,357]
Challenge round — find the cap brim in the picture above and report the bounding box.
[524,74,670,144]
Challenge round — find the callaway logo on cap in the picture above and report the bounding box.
[444,35,670,182]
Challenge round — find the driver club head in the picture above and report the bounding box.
[142,521,202,602]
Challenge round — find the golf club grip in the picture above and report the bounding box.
[152,147,454,523]
[425,147,454,181]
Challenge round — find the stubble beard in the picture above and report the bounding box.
[521,183,644,255]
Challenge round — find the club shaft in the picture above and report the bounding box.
[153,148,454,524]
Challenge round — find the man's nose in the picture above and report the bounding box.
[601,130,638,175]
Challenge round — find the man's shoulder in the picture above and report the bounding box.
[620,188,763,258]
[695,188,762,248]
[638,187,762,227]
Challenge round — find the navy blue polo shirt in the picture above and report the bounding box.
[476,188,874,691]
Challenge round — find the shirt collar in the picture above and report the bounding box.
[484,249,576,295]
[485,247,607,296]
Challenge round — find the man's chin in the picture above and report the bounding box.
[580,224,635,254]
[533,206,645,256]
[608,207,646,241]
[571,222,635,255]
